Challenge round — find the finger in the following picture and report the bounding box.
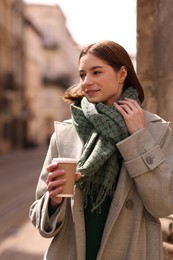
[47,162,58,172]
[47,178,66,192]
[49,187,64,204]
[118,100,137,111]
[49,186,63,197]
[119,104,133,114]
[47,169,65,184]
[114,102,129,117]
[124,98,142,109]
[75,172,81,181]
[121,103,142,115]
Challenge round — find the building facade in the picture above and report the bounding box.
[0,2,81,153]
[24,4,81,146]
[0,0,25,153]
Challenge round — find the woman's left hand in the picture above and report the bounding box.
[114,97,146,135]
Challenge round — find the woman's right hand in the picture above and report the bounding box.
[46,162,66,207]
[46,162,81,208]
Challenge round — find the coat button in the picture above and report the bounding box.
[146,156,153,164]
[125,199,134,210]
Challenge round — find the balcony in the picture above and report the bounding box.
[42,74,71,89]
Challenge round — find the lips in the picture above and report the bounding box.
[85,89,100,95]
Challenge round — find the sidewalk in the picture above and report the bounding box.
[0,145,50,260]
[0,220,51,260]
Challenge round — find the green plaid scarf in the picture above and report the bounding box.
[71,86,140,212]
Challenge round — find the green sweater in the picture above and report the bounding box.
[84,195,112,260]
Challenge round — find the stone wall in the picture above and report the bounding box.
[137,0,173,125]
[137,1,173,258]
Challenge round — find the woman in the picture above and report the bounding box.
[29,40,173,260]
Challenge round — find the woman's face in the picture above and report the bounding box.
[79,54,127,105]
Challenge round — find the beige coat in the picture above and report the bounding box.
[30,111,173,260]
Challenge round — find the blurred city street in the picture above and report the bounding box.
[0,145,51,260]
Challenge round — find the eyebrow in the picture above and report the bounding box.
[79,65,104,73]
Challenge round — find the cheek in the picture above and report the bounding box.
[109,82,118,91]
[80,80,84,89]
[81,84,85,92]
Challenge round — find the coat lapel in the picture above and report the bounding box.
[73,188,86,260]
[98,164,133,257]
[54,121,85,260]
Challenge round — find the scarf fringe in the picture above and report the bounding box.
[79,179,116,213]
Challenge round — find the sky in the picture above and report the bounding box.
[24,0,137,55]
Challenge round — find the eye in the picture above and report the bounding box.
[79,73,86,80]
[93,70,101,75]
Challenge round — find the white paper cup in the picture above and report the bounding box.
[52,157,77,197]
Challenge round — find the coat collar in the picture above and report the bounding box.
[54,120,83,160]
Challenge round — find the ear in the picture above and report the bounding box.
[119,66,127,83]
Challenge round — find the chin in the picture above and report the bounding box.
[87,98,100,104]
[85,95,100,103]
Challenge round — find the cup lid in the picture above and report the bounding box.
[52,157,77,164]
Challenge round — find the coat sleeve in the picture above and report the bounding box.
[117,121,173,218]
[29,132,68,238]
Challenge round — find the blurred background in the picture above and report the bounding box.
[1,0,173,259]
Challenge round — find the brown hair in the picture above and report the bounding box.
[64,40,144,103]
